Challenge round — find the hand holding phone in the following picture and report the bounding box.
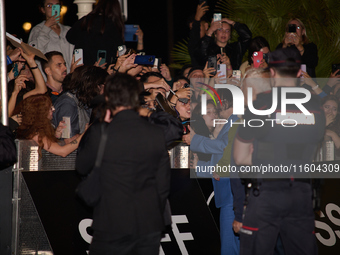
[207,55,217,75]
[97,50,106,66]
[332,64,340,75]
[134,55,155,65]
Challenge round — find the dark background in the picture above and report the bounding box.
[4,0,219,66]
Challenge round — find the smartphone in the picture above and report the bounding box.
[253,51,263,68]
[74,49,83,65]
[97,50,106,66]
[208,55,217,75]
[332,64,340,74]
[288,24,296,33]
[124,24,139,42]
[156,58,162,70]
[217,64,227,83]
[62,117,71,139]
[13,63,19,78]
[300,64,306,79]
[220,47,225,54]
[52,4,60,22]
[134,55,155,65]
[118,45,127,56]
[232,70,241,81]
[213,13,222,22]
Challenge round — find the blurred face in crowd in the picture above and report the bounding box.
[323,100,338,120]
[20,64,34,82]
[48,104,55,120]
[203,103,218,131]
[176,99,191,121]
[215,23,231,45]
[188,69,204,89]
[45,55,67,83]
[143,96,156,110]
[183,67,192,78]
[41,0,61,19]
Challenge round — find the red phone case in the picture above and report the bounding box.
[253,51,263,68]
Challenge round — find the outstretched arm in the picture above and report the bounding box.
[19,47,47,99]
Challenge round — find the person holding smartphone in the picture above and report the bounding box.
[66,0,124,67]
[276,18,318,78]
[200,17,252,70]
[28,0,74,76]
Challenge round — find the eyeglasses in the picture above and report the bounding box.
[45,3,60,8]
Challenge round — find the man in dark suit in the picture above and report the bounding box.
[76,73,171,255]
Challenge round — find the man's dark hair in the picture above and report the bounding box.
[105,73,142,111]
[68,66,108,107]
[268,48,301,78]
[41,51,64,74]
[272,64,301,78]
[247,36,270,64]
[139,72,164,83]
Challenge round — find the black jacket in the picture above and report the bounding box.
[198,22,252,69]
[76,110,171,237]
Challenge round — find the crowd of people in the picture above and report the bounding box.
[2,0,340,254]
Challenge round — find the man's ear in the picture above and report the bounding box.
[270,68,276,78]
[40,7,46,15]
[45,66,52,76]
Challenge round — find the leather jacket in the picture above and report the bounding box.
[200,22,252,70]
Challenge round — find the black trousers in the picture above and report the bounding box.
[89,231,161,255]
[239,181,318,255]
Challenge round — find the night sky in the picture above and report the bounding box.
[4,0,220,65]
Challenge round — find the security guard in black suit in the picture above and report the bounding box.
[233,47,325,255]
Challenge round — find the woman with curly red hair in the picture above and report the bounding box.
[16,94,84,157]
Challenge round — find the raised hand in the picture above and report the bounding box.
[195,1,209,21]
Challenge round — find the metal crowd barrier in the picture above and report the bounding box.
[12,140,77,255]
[11,139,189,254]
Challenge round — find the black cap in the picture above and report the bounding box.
[268,47,301,68]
